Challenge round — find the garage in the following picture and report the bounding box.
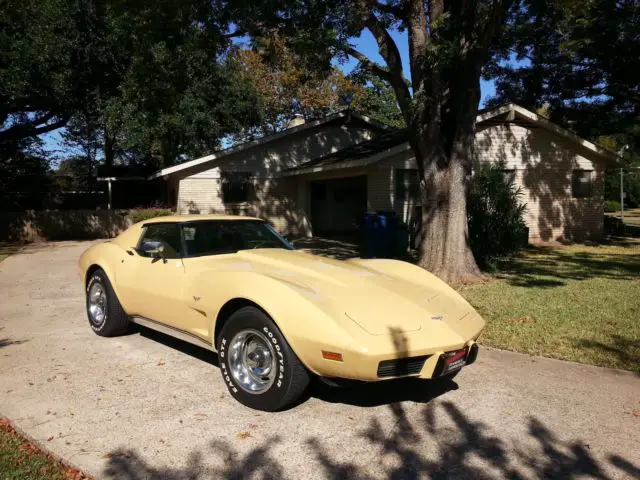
[309,176,367,236]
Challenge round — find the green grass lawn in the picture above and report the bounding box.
[458,239,640,372]
[0,420,85,480]
[0,244,21,262]
[607,207,640,226]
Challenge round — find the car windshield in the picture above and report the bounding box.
[182,220,293,257]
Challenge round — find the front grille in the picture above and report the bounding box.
[377,355,429,378]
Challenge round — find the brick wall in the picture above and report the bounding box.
[366,122,605,243]
[475,123,605,242]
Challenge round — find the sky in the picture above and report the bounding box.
[43,28,497,157]
[341,29,497,104]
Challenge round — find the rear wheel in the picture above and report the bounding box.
[217,306,310,411]
[86,269,129,337]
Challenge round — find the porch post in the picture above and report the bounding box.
[107,179,112,210]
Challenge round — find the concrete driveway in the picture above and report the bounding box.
[0,241,639,479]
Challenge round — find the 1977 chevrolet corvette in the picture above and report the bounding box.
[78,215,485,411]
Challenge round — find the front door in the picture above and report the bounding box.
[116,223,187,328]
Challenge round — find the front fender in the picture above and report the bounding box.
[186,271,364,377]
[78,241,126,301]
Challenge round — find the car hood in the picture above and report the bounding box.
[196,249,474,336]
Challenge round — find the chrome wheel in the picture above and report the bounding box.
[88,282,107,326]
[228,329,277,394]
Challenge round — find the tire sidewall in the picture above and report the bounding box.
[86,272,108,333]
[218,308,294,411]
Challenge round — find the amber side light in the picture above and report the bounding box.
[321,350,343,362]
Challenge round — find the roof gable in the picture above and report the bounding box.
[283,104,621,175]
[150,111,389,179]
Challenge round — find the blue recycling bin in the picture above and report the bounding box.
[362,212,402,258]
[362,213,386,258]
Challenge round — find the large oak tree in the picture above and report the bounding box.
[230,0,515,281]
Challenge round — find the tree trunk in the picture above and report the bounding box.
[104,127,114,168]
[416,146,482,284]
[413,63,483,284]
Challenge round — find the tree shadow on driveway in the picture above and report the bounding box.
[102,400,639,479]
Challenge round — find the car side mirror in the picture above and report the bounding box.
[139,241,167,262]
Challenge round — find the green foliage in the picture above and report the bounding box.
[488,0,639,158]
[0,0,112,145]
[0,139,52,211]
[604,200,622,213]
[128,208,173,224]
[605,169,640,209]
[467,165,528,267]
[349,69,405,129]
[1,0,263,171]
[104,0,263,167]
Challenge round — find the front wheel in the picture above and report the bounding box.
[86,269,129,337]
[217,306,310,411]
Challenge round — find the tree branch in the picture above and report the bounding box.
[363,13,413,120]
[340,44,393,81]
[0,112,69,143]
[407,0,428,97]
[223,29,246,39]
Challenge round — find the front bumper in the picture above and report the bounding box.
[374,341,479,379]
[306,311,485,382]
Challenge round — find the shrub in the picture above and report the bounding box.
[128,208,173,224]
[604,200,621,213]
[604,215,624,234]
[467,165,528,268]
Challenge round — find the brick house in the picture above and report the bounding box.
[151,104,620,243]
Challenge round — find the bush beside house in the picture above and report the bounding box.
[468,164,528,267]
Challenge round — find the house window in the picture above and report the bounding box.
[571,170,592,198]
[395,169,420,202]
[222,172,254,203]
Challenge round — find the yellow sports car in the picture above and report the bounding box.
[79,215,484,411]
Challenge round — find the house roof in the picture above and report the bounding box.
[282,104,621,176]
[281,129,410,176]
[149,110,389,179]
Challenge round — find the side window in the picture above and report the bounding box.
[222,172,254,203]
[138,224,182,259]
[395,169,420,203]
[571,170,593,198]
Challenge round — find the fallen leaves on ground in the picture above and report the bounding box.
[1,417,92,479]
